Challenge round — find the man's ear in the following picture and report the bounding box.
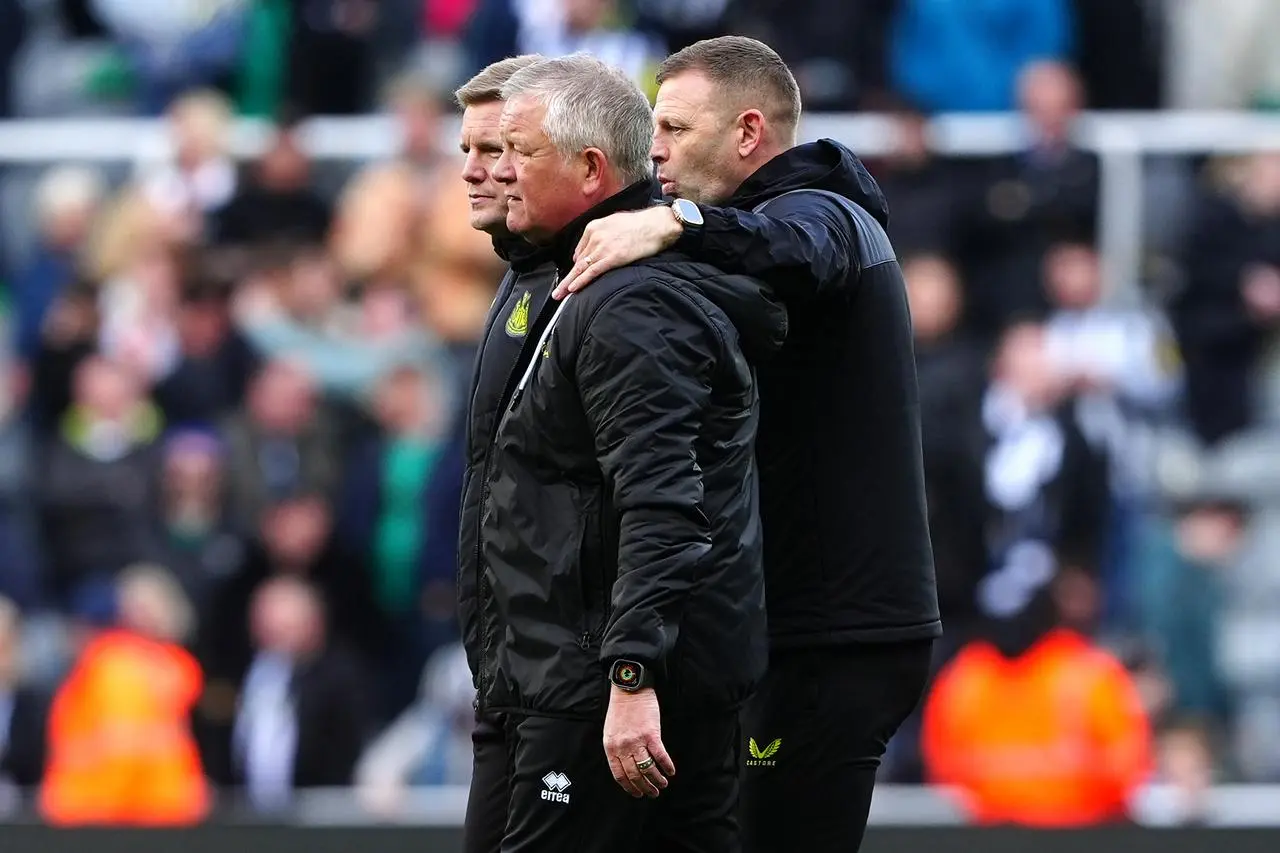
[737,109,766,158]
[582,147,608,192]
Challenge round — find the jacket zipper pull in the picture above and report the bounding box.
[578,632,592,650]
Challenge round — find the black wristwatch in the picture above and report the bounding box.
[609,659,656,692]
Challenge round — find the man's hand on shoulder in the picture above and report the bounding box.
[556,206,683,299]
[603,685,676,798]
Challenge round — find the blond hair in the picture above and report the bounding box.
[454,55,546,107]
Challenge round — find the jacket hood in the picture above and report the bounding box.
[726,139,890,227]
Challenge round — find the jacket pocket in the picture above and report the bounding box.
[577,507,608,644]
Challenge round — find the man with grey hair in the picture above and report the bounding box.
[452,53,559,853]
[463,53,785,853]
[545,36,939,853]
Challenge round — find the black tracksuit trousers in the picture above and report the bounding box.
[740,640,934,853]
[464,707,742,853]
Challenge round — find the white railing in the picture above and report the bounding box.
[3,110,1280,300]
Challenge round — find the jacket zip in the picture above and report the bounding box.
[467,273,517,709]
[476,278,567,709]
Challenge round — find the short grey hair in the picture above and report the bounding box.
[501,54,653,185]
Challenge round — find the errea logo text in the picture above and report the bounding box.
[541,771,572,804]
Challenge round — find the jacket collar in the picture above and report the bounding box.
[492,234,554,273]
[546,179,660,275]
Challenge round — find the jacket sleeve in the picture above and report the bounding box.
[684,192,857,300]
[574,282,718,672]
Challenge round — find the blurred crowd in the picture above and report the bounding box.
[0,0,1277,830]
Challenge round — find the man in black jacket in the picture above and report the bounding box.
[452,53,559,853]
[557,37,942,853]
[466,54,785,853]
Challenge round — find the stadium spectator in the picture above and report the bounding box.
[968,322,1110,642]
[387,75,448,178]
[38,355,163,607]
[1174,152,1280,445]
[212,112,332,247]
[154,428,244,607]
[224,575,375,810]
[337,363,453,717]
[220,359,340,530]
[11,166,106,363]
[905,255,986,656]
[235,229,438,404]
[1134,498,1244,727]
[152,259,259,427]
[199,490,387,696]
[1133,720,1219,825]
[867,104,963,259]
[143,90,239,236]
[961,62,1099,338]
[40,564,208,826]
[922,573,1153,826]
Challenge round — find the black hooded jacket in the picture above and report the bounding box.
[457,236,557,682]
[472,179,787,718]
[677,139,942,647]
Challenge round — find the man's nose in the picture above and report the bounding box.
[461,154,484,185]
[650,139,667,164]
[494,150,515,183]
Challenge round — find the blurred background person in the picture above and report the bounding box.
[1173,152,1280,446]
[37,355,163,608]
[40,564,208,826]
[154,428,244,608]
[921,572,1153,826]
[337,363,454,718]
[221,359,339,531]
[10,166,105,364]
[211,110,332,248]
[213,575,375,813]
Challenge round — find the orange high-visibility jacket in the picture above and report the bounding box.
[41,630,210,826]
[922,629,1151,827]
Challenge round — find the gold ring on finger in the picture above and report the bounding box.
[635,756,655,771]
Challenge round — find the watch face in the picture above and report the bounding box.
[613,660,643,689]
[673,198,704,227]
